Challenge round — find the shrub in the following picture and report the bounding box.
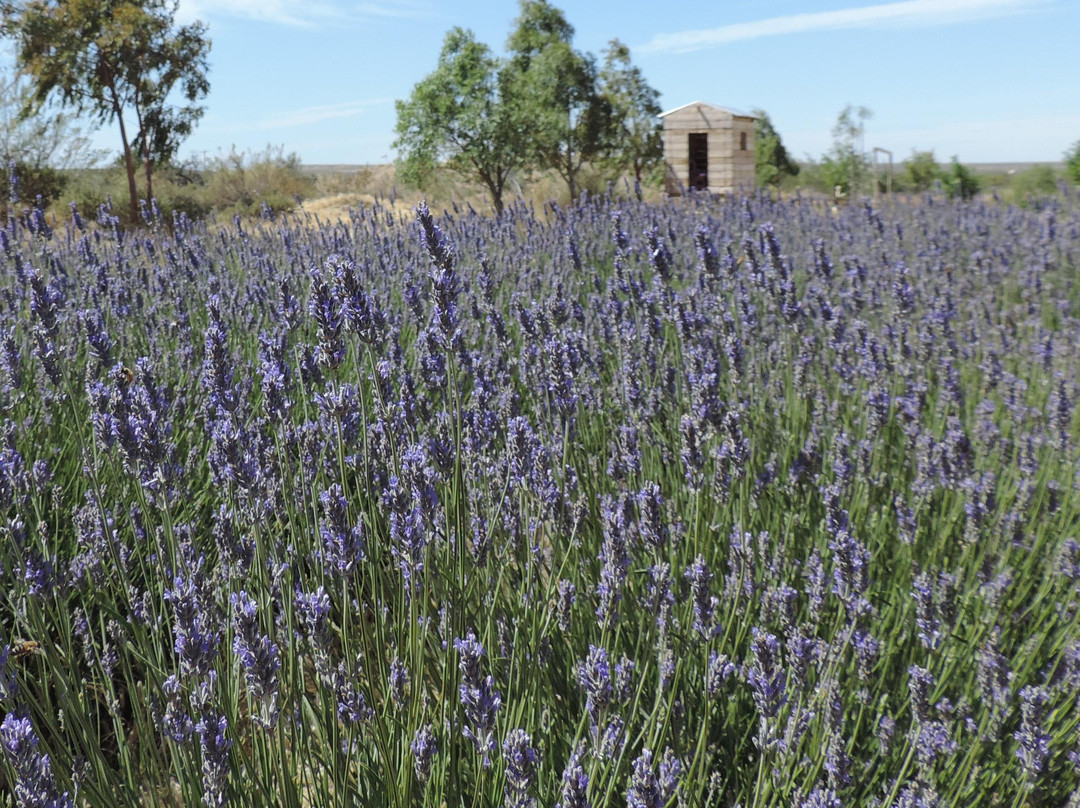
[198,145,317,217]
[942,157,980,201]
[1010,165,1059,203]
[903,150,940,193]
[5,160,66,212]
[1066,140,1080,185]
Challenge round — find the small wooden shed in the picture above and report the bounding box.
[660,101,757,196]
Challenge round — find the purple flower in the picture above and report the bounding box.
[411,724,437,784]
[555,745,589,808]
[578,645,613,728]
[0,713,73,808]
[685,555,721,641]
[229,591,280,728]
[799,787,840,808]
[455,632,501,766]
[626,748,680,808]
[1014,686,1051,785]
[164,568,221,678]
[318,483,364,576]
[502,729,539,808]
[747,628,787,721]
[195,711,231,807]
[309,262,345,370]
[389,658,410,709]
[161,675,193,743]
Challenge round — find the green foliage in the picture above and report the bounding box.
[199,146,316,217]
[1,0,210,222]
[394,2,662,206]
[751,109,799,189]
[1010,165,1059,202]
[1067,140,1080,185]
[822,104,872,196]
[393,27,526,216]
[7,160,65,209]
[904,150,941,193]
[941,156,980,201]
[597,39,661,185]
[58,145,313,227]
[504,0,611,201]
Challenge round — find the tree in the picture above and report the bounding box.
[821,104,872,196]
[598,38,661,186]
[505,0,610,201]
[394,27,526,216]
[1066,140,1080,186]
[751,108,799,189]
[1,0,210,222]
[0,68,107,171]
[941,157,979,201]
[904,150,940,192]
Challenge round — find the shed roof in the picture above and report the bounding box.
[658,100,757,119]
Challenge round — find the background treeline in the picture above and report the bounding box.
[2,0,1079,226]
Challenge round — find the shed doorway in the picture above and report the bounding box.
[688,133,708,190]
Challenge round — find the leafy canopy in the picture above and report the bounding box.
[394,27,525,215]
[1,0,210,221]
[821,104,872,195]
[598,38,661,187]
[505,0,611,202]
[394,0,663,208]
[904,150,940,193]
[751,108,799,189]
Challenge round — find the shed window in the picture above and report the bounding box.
[688,133,708,190]
[740,131,748,151]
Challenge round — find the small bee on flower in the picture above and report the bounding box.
[11,639,43,660]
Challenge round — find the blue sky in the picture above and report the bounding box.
[89,0,1080,165]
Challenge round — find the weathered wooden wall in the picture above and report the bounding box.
[662,102,756,196]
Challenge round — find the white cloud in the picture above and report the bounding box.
[641,0,1048,53]
[252,98,393,130]
[177,0,428,28]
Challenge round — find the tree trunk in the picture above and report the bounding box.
[137,104,153,210]
[110,88,139,223]
[143,147,153,210]
[478,170,505,218]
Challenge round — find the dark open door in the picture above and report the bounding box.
[688,133,708,190]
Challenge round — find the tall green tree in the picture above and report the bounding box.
[751,108,799,189]
[393,27,525,216]
[1,0,210,222]
[505,0,610,201]
[598,38,661,186]
[821,104,872,195]
[904,150,941,192]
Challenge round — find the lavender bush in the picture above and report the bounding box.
[0,187,1077,807]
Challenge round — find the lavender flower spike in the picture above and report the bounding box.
[455,631,502,766]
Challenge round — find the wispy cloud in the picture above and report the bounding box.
[252,98,393,130]
[177,0,429,28]
[641,0,1047,53]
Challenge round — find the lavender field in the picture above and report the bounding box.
[0,189,1078,808]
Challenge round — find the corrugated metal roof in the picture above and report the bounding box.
[658,100,757,119]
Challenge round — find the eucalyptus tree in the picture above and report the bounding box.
[1,0,210,222]
[598,38,662,187]
[394,27,527,216]
[505,0,611,202]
